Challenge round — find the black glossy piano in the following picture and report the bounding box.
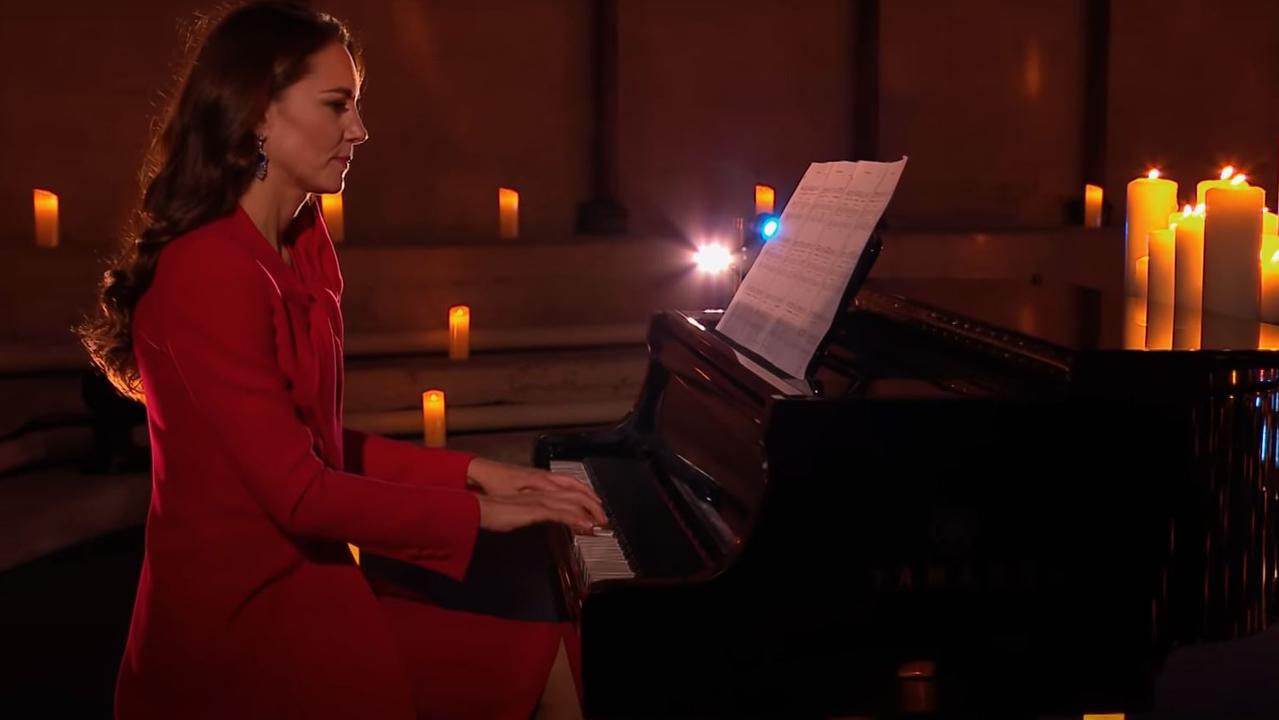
[534,276,1279,718]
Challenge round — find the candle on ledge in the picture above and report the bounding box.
[422,390,447,448]
[754,184,776,216]
[1172,205,1206,349]
[1203,175,1264,320]
[1084,183,1103,228]
[499,187,519,239]
[1125,169,1177,297]
[448,305,470,360]
[320,193,344,244]
[1262,233,1279,324]
[33,189,59,248]
[1146,228,1176,349]
[1197,165,1237,206]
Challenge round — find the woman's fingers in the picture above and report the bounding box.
[545,472,604,505]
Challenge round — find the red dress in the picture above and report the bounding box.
[116,202,564,719]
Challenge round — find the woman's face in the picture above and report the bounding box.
[259,43,368,195]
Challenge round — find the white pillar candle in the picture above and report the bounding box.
[1146,228,1176,349]
[422,390,447,447]
[1125,170,1177,297]
[1261,233,1279,324]
[33,189,59,248]
[1203,178,1264,320]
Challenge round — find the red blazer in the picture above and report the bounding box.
[115,203,539,718]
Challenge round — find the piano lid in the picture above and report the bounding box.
[857,277,1279,356]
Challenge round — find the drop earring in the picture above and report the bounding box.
[254,135,269,180]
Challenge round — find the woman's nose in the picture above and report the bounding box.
[348,111,369,145]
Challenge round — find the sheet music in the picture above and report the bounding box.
[718,157,907,378]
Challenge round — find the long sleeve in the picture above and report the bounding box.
[342,428,476,491]
[158,240,479,580]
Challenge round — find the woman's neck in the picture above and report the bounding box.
[239,179,308,252]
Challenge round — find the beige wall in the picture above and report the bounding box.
[1,1,1277,247]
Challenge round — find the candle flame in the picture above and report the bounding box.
[1231,174,1247,186]
[1182,203,1193,215]
[1147,169,1161,180]
[425,390,444,405]
[1221,166,1235,180]
[1195,203,1206,215]
[1271,250,1279,264]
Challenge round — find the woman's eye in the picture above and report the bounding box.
[327,101,348,113]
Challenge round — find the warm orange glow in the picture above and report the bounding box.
[1147,168,1161,180]
[422,390,447,447]
[1083,714,1125,720]
[320,193,344,243]
[498,187,519,239]
[33,189,59,248]
[754,184,776,216]
[1263,233,1279,323]
[448,305,471,360]
[1221,166,1235,180]
[1084,183,1103,228]
[348,544,360,564]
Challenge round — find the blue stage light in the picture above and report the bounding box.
[758,215,781,241]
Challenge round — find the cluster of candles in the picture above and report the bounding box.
[1124,166,1277,349]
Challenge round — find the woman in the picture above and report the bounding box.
[77,2,603,718]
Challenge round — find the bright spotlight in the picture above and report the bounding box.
[694,244,734,274]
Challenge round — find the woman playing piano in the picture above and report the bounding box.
[76,2,602,718]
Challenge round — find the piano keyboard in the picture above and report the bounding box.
[551,460,636,585]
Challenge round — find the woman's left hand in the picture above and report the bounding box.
[467,457,604,511]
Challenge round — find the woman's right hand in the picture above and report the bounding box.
[476,490,607,533]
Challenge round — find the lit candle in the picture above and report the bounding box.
[499,187,519,239]
[1261,233,1279,324]
[1203,175,1264,320]
[320,193,344,244]
[754,184,776,216]
[1125,169,1178,297]
[1197,165,1237,206]
[448,305,470,360]
[1173,204,1206,310]
[1172,204,1206,349]
[1146,228,1176,349]
[33,189,59,248]
[1123,296,1147,350]
[1264,208,1278,236]
[422,390,447,448]
[1084,183,1103,228]
[1134,256,1150,301]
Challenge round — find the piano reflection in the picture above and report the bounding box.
[535,275,1279,717]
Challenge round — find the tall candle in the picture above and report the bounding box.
[1262,233,1279,324]
[1146,229,1176,349]
[1203,178,1264,320]
[1264,209,1278,236]
[422,390,447,448]
[499,187,519,239]
[755,184,776,216]
[1173,207,1205,310]
[1084,184,1103,228]
[1124,296,1147,350]
[1125,170,1177,297]
[33,189,59,248]
[1197,166,1236,206]
[448,305,470,360]
[320,193,344,243]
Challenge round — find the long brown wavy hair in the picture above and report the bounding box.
[76,1,363,403]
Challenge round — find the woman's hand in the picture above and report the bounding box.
[475,491,607,533]
[466,457,608,533]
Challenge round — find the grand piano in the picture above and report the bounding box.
[534,273,1279,717]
